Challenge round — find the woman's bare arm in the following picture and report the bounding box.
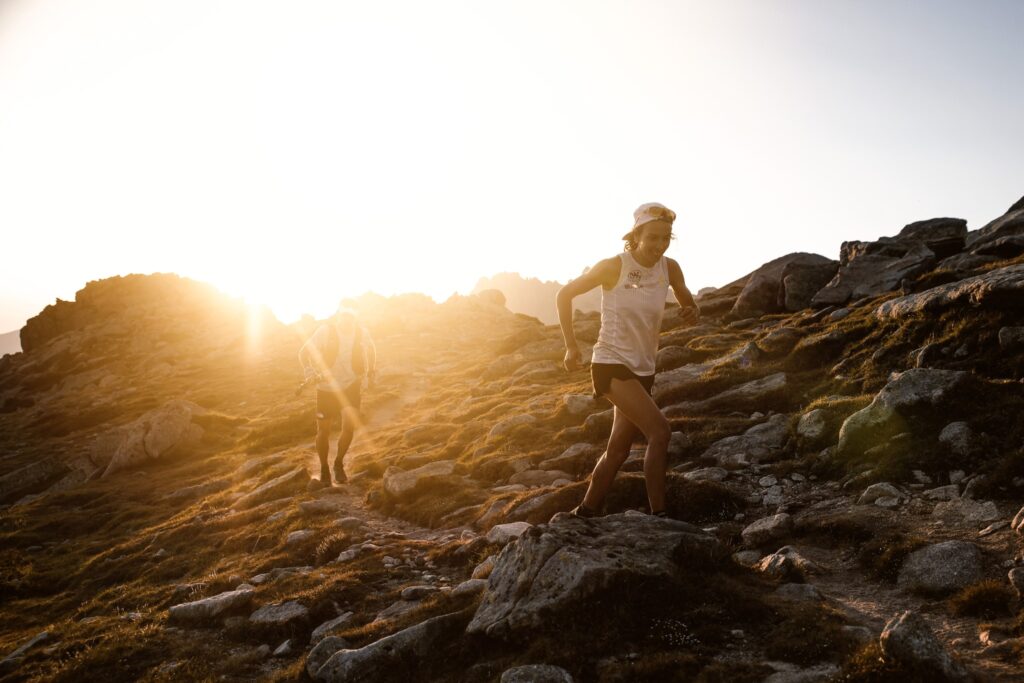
[667,258,700,324]
[556,257,620,370]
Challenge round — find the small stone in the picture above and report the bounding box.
[486,522,532,546]
[681,467,728,482]
[875,496,901,508]
[741,513,793,546]
[858,482,902,505]
[912,470,933,485]
[1008,568,1024,599]
[310,612,355,644]
[923,485,959,501]
[758,475,778,488]
[306,636,350,678]
[949,470,967,484]
[979,521,1009,537]
[272,640,292,657]
[401,585,438,601]
[452,578,487,597]
[790,473,806,482]
[774,583,822,601]
[286,530,314,546]
[732,550,762,567]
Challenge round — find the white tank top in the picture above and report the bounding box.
[591,252,669,375]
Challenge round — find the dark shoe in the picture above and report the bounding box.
[570,504,599,519]
[332,458,347,485]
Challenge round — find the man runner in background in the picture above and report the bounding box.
[299,305,376,487]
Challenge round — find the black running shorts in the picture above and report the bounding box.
[590,363,655,399]
[316,382,362,421]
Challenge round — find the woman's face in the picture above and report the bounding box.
[635,221,673,261]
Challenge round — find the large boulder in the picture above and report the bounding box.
[730,253,836,318]
[94,399,206,477]
[879,611,969,681]
[312,610,468,682]
[875,263,1024,319]
[895,217,968,257]
[896,541,983,595]
[467,513,725,638]
[699,414,791,466]
[813,242,936,307]
[837,369,972,456]
[966,205,1024,251]
[779,260,839,311]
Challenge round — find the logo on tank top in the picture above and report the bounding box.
[625,269,644,289]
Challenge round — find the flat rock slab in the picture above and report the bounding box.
[875,263,1024,319]
[699,414,791,466]
[383,460,456,499]
[664,373,788,417]
[467,513,725,639]
[235,468,309,510]
[168,586,255,624]
[250,600,309,627]
[313,610,467,682]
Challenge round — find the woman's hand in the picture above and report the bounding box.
[679,305,701,326]
[563,347,583,372]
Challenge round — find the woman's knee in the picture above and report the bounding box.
[645,417,671,446]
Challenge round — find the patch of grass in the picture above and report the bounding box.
[857,533,927,583]
[763,603,859,665]
[243,407,315,453]
[948,579,1015,618]
[835,642,934,682]
[315,532,354,566]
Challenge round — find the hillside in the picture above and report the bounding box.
[0,332,19,358]
[1,196,1024,681]
[471,272,601,325]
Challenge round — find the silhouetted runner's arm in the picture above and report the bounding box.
[556,257,621,371]
[667,258,700,325]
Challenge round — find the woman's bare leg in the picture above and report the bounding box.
[603,377,672,513]
[581,406,640,511]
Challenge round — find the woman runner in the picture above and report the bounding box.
[557,202,700,517]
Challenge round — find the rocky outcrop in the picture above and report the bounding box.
[93,399,206,477]
[467,513,725,638]
[875,263,1024,319]
[812,243,936,307]
[730,253,836,318]
[837,369,973,456]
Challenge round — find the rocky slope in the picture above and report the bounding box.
[2,196,1024,681]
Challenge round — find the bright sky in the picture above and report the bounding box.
[2,0,1023,331]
